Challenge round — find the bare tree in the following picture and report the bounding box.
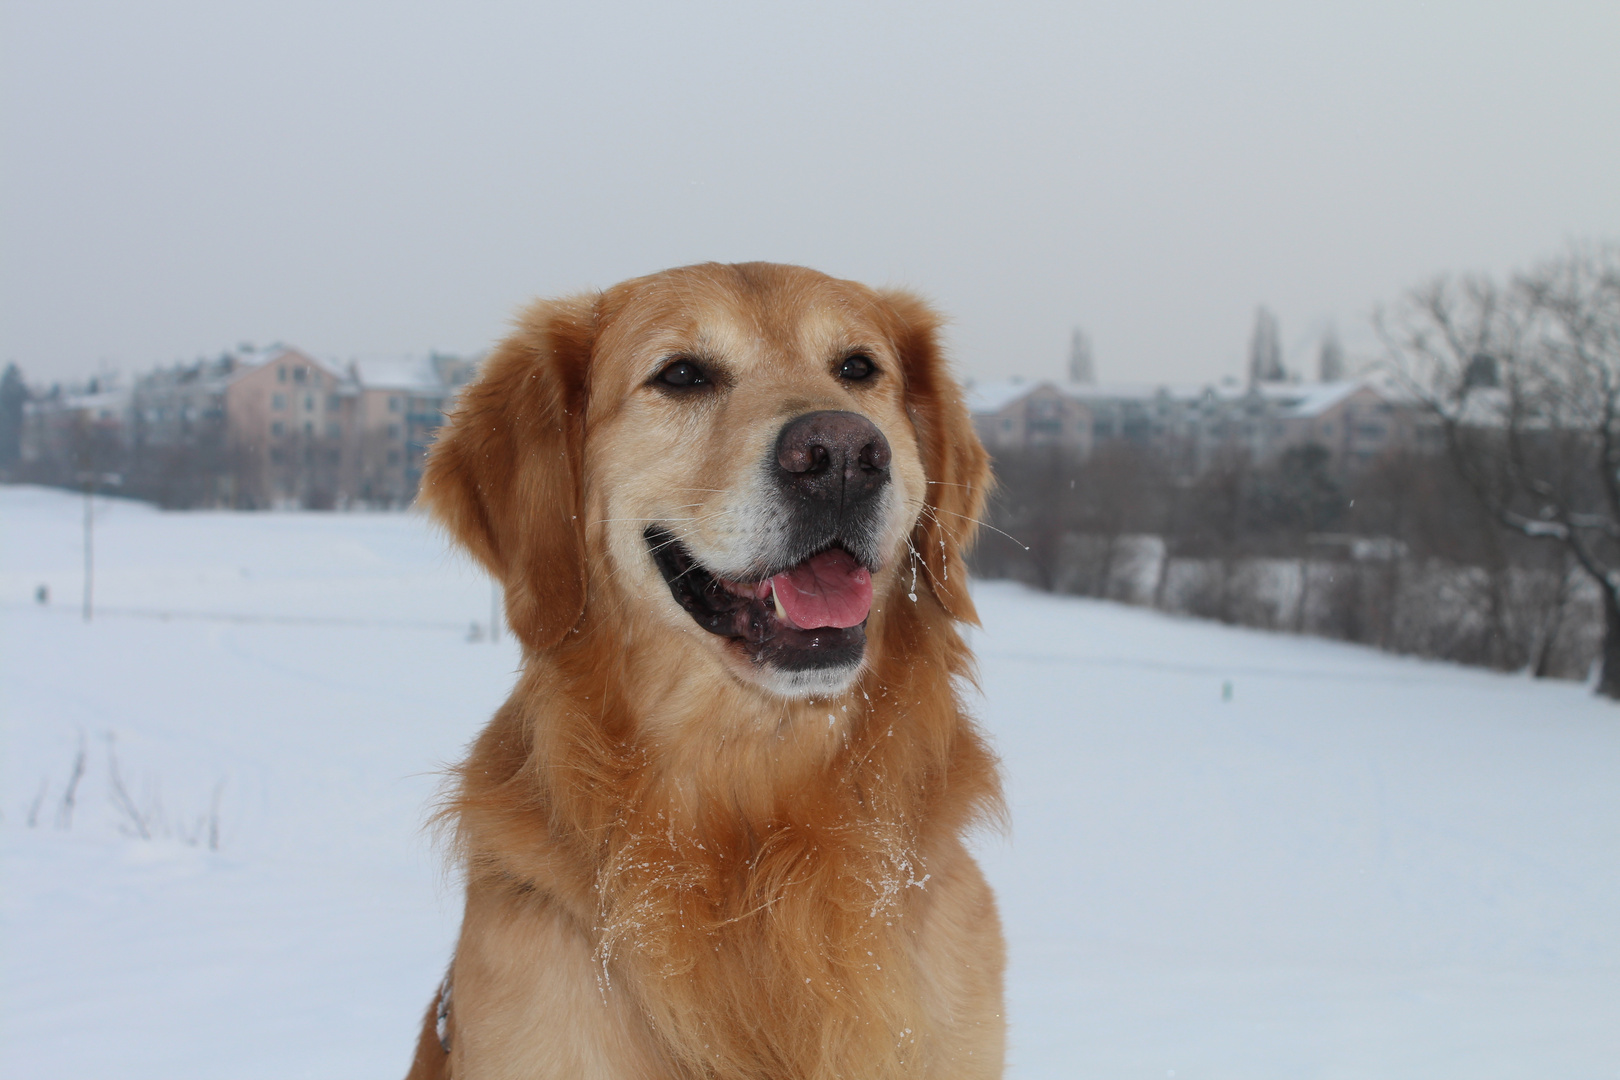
[1382,242,1620,698]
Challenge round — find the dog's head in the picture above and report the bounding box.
[421,263,989,698]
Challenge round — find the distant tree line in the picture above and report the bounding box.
[975,242,1618,695]
[973,442,1596,683]
[0,372,252,508]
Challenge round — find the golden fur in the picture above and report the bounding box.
[407,263,1004,1079]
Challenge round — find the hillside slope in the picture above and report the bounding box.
[3,486,1615,1078]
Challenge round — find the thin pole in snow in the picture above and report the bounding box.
[82,473,94,623]
[76,465,119,624]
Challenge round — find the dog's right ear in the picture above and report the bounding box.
[418,295,596,651]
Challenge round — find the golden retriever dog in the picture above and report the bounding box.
[406,262,1004,1080]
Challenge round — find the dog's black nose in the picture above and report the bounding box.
[775,410,891,507]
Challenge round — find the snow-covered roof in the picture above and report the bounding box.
[349,356,444,392]
[223,345,342,385]
[1063,381,1218,403]
[1268,381,1365,418]
[57,388,130,411]
[1266,376,1424,417]
[228,344,292,368]
[963,378,1046,413]
[965,376,1411,417]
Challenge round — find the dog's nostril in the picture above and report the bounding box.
[780,442,830,476]
[859,439,891,471]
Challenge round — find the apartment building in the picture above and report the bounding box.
[21,346,473,507]
[968,375,1435,475]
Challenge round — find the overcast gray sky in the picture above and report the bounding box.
[3,0,1616,388]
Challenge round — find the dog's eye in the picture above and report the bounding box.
[654,359,710,389]
[838,354,876,382]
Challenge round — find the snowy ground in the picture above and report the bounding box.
[2,484,1616,1079]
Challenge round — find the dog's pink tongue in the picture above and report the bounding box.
[771,549,873,629]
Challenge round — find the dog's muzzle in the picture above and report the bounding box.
[646,410,897,683]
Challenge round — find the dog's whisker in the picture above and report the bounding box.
[592,516,704,525]
[921,504,1028,549]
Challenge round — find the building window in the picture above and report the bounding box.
[389,396,402,412]
[326,422,341,439]
[294,367,307,383]
[278,367,287,383]
[305,394,315,411]
[328,394,341,410]
[272,393,286,410]
[387,423,401,438]
[271,420,284,436]
[304,420,314,435]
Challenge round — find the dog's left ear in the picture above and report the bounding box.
[878,290,993,625]
[418,295,596,651]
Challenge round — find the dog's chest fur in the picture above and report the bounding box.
[449,610,996,1080]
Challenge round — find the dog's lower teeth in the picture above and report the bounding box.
[773,584,788,622]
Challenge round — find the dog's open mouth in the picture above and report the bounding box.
[645,526,872,672]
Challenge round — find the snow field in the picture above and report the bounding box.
[2,485,1616,1078]
[969,587,1619,1077]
